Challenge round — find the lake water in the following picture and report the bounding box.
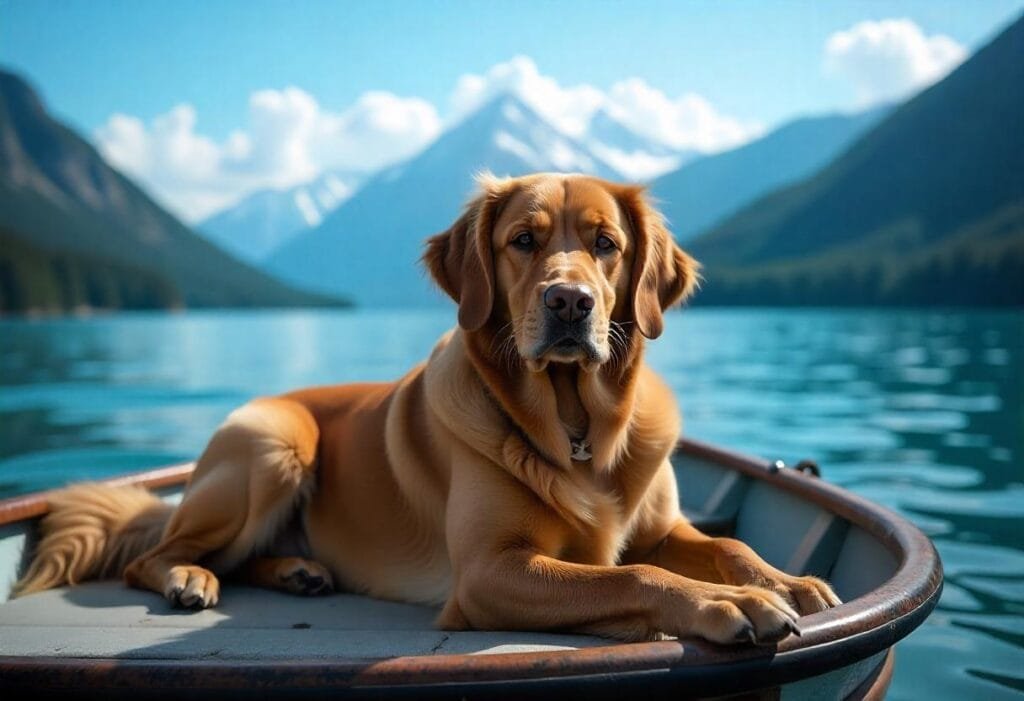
[1,308,1021,699]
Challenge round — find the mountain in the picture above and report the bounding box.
[0,69,344,311]
[649,106,888,241]
[584,108,697,181]
[688,14,1024,307]
[1,225,180,313]
[198,170,365,265]
[205,102,683,272]
[267,94,620,306]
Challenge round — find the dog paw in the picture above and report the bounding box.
[691,585,801,646]
[772,574,842,614]
[164,565,220,609]
[278,558,334,596]
[710,539,842,615]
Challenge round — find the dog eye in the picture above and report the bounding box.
[511,232,535,250]
[595,234,616,253]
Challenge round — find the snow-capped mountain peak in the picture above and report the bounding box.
[198,170,365,264]
[583,107,698,181]
[452,92,617,177]
[264,92,623,306]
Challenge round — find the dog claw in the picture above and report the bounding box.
[172,589,205,608]
[755,619,802,645]
[733,624,756,644]
[163,566,220,610]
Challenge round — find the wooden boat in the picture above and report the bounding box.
[0,438,942,699]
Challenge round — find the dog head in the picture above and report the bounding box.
[424,173,699,371]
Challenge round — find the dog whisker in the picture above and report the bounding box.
[605,321,633,370]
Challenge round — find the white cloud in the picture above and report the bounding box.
[823,18,967,107]
[234,87,319,188]
[450,56,762,155]
[96,105,230,218]
[605,79,763,152]
[450,56,605,137]
[96,88,441,221]
[96,57,764,221]
[314,91,442,173]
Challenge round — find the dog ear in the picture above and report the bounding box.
[618,186,700,339]
[423,176,516,331]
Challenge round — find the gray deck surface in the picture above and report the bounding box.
[0,582,612,660]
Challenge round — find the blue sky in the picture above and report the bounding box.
[3,0,1022,136]
[2,0,1022,220]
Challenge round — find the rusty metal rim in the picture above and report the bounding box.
[0,615,918,697]
[0,439,942,694]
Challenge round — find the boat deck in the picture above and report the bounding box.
[0,581,611,660]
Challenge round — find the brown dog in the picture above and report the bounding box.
[16,173,839,644]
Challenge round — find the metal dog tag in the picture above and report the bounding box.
[570,439,592,461]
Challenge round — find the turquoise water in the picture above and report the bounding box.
[1,308,1021,699]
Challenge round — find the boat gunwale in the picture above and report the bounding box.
[0,463,194,524]
[0,438,942,695]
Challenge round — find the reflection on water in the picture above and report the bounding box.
[1,308,1021,699]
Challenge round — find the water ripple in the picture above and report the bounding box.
[1,307,1021,701]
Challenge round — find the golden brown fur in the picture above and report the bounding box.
[15,484,171,595]
[15,173,839,644]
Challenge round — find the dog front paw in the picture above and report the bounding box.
[690,585,802,645]
[710,539,842,614]
[770,574,842,614]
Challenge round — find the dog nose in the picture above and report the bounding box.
[544,284,595,323]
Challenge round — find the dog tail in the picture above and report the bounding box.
[12,483,173,597]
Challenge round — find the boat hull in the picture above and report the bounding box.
[0,439,941,699]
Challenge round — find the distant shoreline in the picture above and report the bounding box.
[2,302,1021,322]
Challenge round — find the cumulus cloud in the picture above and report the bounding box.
[450,56,605,137]
[824,18,967,106]
[605,79,763,152]
[97,57,763,220]
[96,88,441,221]
[450,56,762,153]
[315,91,442,173]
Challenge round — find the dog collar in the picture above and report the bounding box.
[570,439,592,462]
